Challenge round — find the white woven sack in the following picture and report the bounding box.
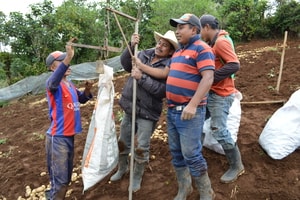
[203,91,243,154]
[259,89,300,160]
[81,65,118,191]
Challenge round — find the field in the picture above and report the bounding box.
[0,37,300,200]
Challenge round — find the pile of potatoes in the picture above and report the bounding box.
[17,167,82,200]
[151,123,168,143]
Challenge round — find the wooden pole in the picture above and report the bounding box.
[275,31,288,93]
[241,99,286,105]
[106,5,141,200]
[128,6,141,200]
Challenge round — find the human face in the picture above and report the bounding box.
[51,60,71,76]
[155,38,174,58]
[200,25,209,43]
[175,24,196,45]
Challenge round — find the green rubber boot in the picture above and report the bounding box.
[110,154,128,181]
[194,172,215,200]
[174,167,193,200]
[130,162,145,192]
[221,145,245,183]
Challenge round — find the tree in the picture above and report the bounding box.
[219,0,268,41]
[266,0,300,37]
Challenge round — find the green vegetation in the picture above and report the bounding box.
[0,138,7,144]
[0,0,299,85]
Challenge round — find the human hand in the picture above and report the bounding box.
[131,67,143,80]
[131,33,140,47]
[85,80,93,91]
[64,37,77,65]
[84,80,93,97]
[181,105,196,120]
[132,56,143,69]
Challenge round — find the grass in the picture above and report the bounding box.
[0,138,7,144]
[31,132,45,141]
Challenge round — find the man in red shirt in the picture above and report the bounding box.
[45,38,93,199]
[200,14,245,183]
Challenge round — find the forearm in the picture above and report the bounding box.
[189,70,214,107]
[214,62,239,83]
[138,63,168,79]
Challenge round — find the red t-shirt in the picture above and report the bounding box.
[211,30,239,96]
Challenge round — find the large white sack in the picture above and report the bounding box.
[203,90,243,155]
[81,65,118,191]
[259,89,300,160]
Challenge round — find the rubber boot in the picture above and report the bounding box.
[131,162,145,192]
[194,172,215,200]
[221,145,245,183]
[174,167,193,200]
[110,154,128,181]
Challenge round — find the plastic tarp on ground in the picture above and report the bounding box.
[259,89,300,160]
[0,56,122,103]
[203,90,243,155]
[81,65,118,192]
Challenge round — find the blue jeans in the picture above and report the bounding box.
[167,106,207,177]
[207,91,235,150]
[118,113,156,163]
[45,134,74,199]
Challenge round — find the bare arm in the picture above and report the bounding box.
[181,70,214,120]
[132,56,169,79]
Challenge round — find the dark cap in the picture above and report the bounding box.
[45,51,66,67]
[170,13,201,30]
[199,14,219,29]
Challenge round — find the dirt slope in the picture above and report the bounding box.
[0,37,300,200]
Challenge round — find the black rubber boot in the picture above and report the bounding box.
[174,167,193,200]
[110,154,128,181]
[221,144,245,183]
[194,172,215,200]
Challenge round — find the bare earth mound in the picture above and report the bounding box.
[0,37,300,200]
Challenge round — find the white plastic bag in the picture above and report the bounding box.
[203,90,243,154]
[81,65,118,191]
[259,89,300,160]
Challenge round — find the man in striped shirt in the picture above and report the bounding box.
[167,13,216,200]
[45,38,93,200]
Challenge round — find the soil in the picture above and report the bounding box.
[1,37,300,200]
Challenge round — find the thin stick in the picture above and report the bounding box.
[275,31,288,93]
[106,7,137,21]
[128,5,141,200]
[112,12,133,57]
[241,100,286,105]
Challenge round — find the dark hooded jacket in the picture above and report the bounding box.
[119,46,170,121]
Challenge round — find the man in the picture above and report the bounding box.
[199,14,245,183]
[167,13,216,200]
[45,38,93,200]
[110,30,178,192]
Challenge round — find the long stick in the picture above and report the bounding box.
[129,5,141,200]
[241,100,286,105]
[112,12,134,57]
[275,31,288,93]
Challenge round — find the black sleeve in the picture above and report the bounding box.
[137,74,166,99]
[120,42,135,73]
[214,62,240,83]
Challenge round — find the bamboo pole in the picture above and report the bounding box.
[275,31,288,93]
[241,100,286,105]
[107,4,141,200]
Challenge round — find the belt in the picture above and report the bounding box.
[170,105,185,111]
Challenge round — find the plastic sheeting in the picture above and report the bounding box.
[0,56,122,103]
[81,65,118,191]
